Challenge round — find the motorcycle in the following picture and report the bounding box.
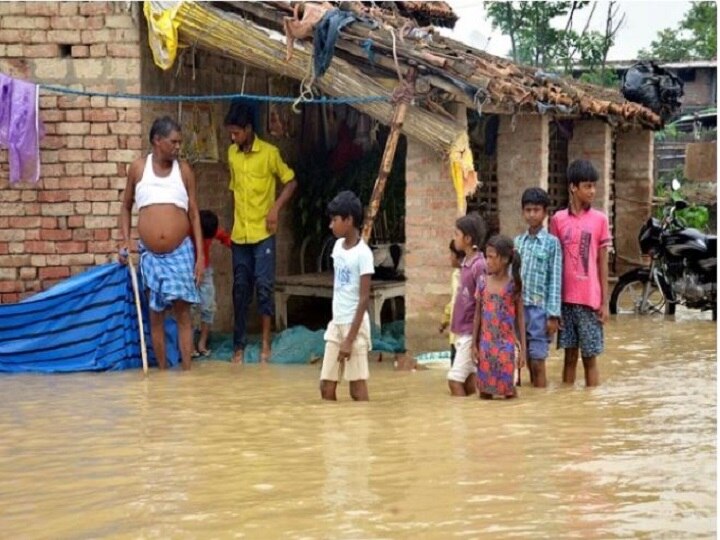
[610,181,717,320]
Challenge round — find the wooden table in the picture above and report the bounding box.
[274,272,405,330]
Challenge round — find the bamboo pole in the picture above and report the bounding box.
[361,67,417,243]
[127,257,148,376]
[158,1,662,130]
[167,1,465,154]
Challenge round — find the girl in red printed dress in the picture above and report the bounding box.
[473,235,526,399]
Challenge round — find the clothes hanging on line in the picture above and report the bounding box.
[313,9,356,78]
[0,73,45,184]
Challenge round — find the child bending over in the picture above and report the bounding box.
[193,209,231,357]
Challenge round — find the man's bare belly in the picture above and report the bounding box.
[137,204,190,253]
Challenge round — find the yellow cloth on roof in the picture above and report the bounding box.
[143,1,182,70]
[449,131,478,214]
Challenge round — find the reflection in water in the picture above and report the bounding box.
[319,409,377,535]
[0,313,715,538]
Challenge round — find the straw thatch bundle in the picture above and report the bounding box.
[168,1,465,155]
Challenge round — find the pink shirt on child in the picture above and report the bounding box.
[549,207,611,310]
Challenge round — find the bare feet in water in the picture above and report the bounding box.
[232,349,244,365]
[260,344,271,364]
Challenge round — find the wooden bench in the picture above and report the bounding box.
[274,272,405,330]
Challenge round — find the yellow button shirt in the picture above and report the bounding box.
[227,136,295,244]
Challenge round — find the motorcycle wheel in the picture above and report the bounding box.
[610,269,673,315]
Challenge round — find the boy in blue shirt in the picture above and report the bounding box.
[514,187,562,387]
[320,191,375,401]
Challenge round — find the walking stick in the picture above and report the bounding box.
[126,255,148,376]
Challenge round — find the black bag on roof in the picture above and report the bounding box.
[621,61,684,121]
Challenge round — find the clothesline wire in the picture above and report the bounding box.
[38,83,388,105]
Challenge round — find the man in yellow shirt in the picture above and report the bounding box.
[224,103,296,364]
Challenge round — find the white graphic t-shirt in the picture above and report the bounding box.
[331,238,375,324]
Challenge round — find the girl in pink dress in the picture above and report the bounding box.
[474,235,526,399]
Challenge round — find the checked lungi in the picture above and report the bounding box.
[139,236,201,312]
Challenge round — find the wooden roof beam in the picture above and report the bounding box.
[170,1,466,154]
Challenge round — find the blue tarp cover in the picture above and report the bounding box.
[0,263,178,373]
[0,264,407,373]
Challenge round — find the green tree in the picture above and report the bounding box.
[485,1,577,67]
[579,68,620,88]
[638,2,717,60]
[485,1,624,87]
[681,1,717,58]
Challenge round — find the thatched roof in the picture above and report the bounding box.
[149,1,662,154]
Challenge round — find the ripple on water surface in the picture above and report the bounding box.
[0,313,715,538]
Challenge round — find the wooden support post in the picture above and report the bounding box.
[362,67,417,243]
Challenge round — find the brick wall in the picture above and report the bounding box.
[139,35,303,332]
[615,128,654,274]
[0,1,141,303]
[682,68,716,109]
[404,139,457,354]
[496,114,549,238]
[568,120,612,215]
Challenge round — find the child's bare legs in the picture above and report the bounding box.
[197,322,211,353]
[349,380,369,401]
[562,348,579,383]
[559,304,602,387]
[448,373,476,397]
[260,315,272,363]
[582,356,599,386]
[529,359,547,388]
[563,349,599,386]
[448,380,467,396]
[320,380,338,401]
[149,309,167,369]
[448,337,475,396]
[464,373,476,396]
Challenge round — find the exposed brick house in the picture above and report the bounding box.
[0,1,660,354]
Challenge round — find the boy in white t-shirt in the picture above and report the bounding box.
[320,191,375,401]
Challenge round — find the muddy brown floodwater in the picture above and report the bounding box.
[0,310,715,538]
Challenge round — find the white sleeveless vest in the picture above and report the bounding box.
[135,154,188,211]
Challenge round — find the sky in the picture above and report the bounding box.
[443,1,694,62]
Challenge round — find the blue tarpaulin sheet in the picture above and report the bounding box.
[0,264,407,373]
[0,263,179,373]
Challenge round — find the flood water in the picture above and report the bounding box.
[0,311,715,539]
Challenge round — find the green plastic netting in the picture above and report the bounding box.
[202,321,406,364]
